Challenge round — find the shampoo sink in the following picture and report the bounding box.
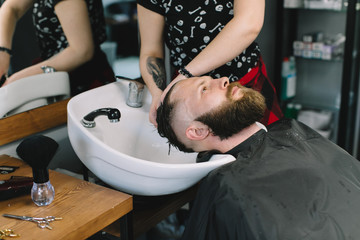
[67,79,235,196]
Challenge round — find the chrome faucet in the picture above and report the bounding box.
[115,76,145,108]
[81,108,121,128]
[126,81,144,108]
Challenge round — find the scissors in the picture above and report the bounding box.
[3,214,62,230]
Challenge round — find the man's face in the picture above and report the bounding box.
[170,76,265,140]
[169,76,243,119]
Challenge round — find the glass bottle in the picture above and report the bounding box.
[31,180,55,206]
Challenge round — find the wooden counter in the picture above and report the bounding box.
[0,155,133,240]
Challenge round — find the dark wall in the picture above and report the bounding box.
[256,0,279,86]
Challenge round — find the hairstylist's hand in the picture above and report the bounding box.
[149,89,163,127]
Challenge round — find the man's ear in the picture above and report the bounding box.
[185,121,210,141]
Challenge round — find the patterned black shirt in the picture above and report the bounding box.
[137,0,260,82]
[32,0,106,59]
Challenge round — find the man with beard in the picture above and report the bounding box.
[156,76,360,240]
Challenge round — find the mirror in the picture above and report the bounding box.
[0,10,73,147]
[0,7,68,119]
[1,0,140,119]
[0,0,139,144]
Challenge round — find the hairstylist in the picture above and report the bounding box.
[0,0,115,96]
[137,0,283,127]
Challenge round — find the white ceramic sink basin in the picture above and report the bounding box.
[67,79,235,196]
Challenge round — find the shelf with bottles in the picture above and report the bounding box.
[292,32,345,61]
[283,0,353,11]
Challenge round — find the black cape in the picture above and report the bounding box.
[181,119,360,240]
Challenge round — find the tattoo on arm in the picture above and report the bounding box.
[146,57,166,90]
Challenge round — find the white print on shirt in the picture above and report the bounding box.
[209,23,223,33]
[188,7,201,15]
[190,26,195,38]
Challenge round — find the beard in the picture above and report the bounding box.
[195,82,266,140]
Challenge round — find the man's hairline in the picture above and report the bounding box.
[161,80,181,106]
[158,80,181,130]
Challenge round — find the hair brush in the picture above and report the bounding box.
[16,135,58,183]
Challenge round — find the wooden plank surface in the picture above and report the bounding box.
[0,155,133,240]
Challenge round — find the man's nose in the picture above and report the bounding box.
[217,77,229,89]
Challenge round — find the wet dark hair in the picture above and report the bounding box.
[156,84,195,153]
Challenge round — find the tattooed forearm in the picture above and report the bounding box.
[146,57,166,90]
